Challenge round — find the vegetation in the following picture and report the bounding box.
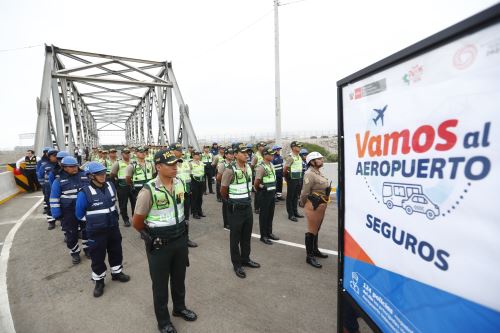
[301,143,338,162]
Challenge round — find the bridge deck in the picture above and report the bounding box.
[0,191,372,333]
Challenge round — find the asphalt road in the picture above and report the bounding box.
[1,190,373,333]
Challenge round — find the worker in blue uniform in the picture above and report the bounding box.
[299,148,309,192]
[271,145,284,201]
[38,149,59,229]
[50,156,90,264]
[76,162,130,297]
[37,147,51,214]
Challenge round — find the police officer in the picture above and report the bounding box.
[254,147,280,245]
[132,150,197,333]
[125,146,155,204]
[107,148,119,183]
[271,145,284,201]
[299,152,330,268]
[251,142,265,214]
[216,147,234,229]
[201,145,213,194]
[76,162,130,297]
[212,146,225,202]
[38,148,59,229]
[299,148,309,192]
[50,156,89,264]
[110,148,133,227]
[18,149,39,192]
[221,143,260,279]
[246,143,254,164]
[170,143,198,248]
[190,151,205,220]
[183,145,194,162]
[37,147,51,214]
[284,141,305,222]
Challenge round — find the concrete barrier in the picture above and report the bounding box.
[0,172,19,204]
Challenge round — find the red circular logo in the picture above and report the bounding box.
[453,44,477,70]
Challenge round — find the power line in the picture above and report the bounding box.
[280,0,308,6]
[0,44,43,53]
[216,9,274,47]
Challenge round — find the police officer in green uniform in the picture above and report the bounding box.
[170,143,198,248]
[190,151,206,219]
[125,146,155,203]
[201,145,213,194]
[132,150,197,333]
[216,147,234,229]
[110,148,133,227]
[221,143,261,279]
[284,141,305,222]
[254,147,280,245]
[251,142,266,214]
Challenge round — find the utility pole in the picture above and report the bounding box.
[274,0,282,146]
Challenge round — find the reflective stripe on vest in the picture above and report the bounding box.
[261,163,276,191]
[145,178,185,228]
[290,154,303,179]
[25,156,37,170]
[84,182,118,229]
[228,164,252,202]
[191,162,204,181]
[201,153,212,164]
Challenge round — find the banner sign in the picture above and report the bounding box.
[339,12,500,333]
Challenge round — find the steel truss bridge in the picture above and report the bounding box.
[34,45,199,155]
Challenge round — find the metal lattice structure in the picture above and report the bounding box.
[34,45,199,155]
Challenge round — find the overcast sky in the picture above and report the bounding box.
[0,0,498,149]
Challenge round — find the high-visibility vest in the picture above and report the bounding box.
[183,152,192,162]
[145,178,186,238]
[201,153,212,165]
[82,182,119,230]
[289,153,303,179]
[177,161,191,183]
[25,156,37,170]
[261,162,276,191]
[255,152,263,164]
[132,161,154,188]
[191,161,205,182]
[228,163,252,204]
[117,160,129,186]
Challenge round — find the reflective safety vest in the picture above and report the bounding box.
[58,171,89,209]
[289,153,303,179]
[191,161,205,182]
[201,153,212,165]
[25,156,37,170]
[107,159,117,174]
[82,182,118,230]
[117,160,129,186]
[261,162,276,191]
[255,152,263,164]
[145,178,186,238]
[177,161,191,184]
[183,152,192,162]
[132,160,154,188]
[228,163,252,204]
[272,154,283,173]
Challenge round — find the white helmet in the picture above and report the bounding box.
[306,151,324,165]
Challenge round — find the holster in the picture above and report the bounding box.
[308,194,322,210]
[140,229,153,253]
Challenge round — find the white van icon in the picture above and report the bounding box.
[382,182,440,220]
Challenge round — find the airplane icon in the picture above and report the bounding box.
[372,105,388,126]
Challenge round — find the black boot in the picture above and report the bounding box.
[93,279,105,297]
[71,253,81,264]
[111,272,130,282]
[313,234,328,258]
[305,233,322,268]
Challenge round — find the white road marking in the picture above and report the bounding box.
[0,221,17,226]
[21,195,43,198]
[223,228,338,255]
[0,197,43,333]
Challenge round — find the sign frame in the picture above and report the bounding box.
[336,4,500,333]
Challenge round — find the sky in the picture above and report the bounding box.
[0,0,498,149]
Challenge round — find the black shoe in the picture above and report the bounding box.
[242,260,261,268]
[172,308,198,321]
[159,323,177,333]
[187,239,198,248]
[313,234,329,258]
[268,234,280,241]
[71,253,81,264]
[47,221,55,230]
[305,232,322,268]
[93,279,105,297]
[193,214,201,219]
[111,272,130,282]
[288,216,298,222]
[204,192,208,195]
[199,212,206,217]
[277,197,284,201]
[209,191,214,194]
[307,256,322,268]
[295,214,304,218]
[260,237,272,245]
[123,219,131,227]
[234,266,246,278]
